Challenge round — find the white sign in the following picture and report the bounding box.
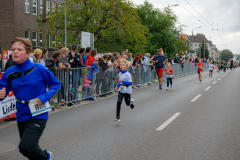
[81,31,91,48]
[0,91,17,121]
[81,31,94,49]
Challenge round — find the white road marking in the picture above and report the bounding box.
[156,113,181,131]
[213,81,217,84]
[224,74,227,76]
[191,94,202,102]
[205,86,211,90]
[218,78,221,80]
[222,76,224,77]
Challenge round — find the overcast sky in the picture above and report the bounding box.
[131,0,240,54]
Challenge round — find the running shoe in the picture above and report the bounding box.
[44,150,53,160]
[130,99,134,109]
[170,85,172,88]
[114,118,121,121]
[166,87,168,90]
[200,79,202,82]
[159,84,162,90]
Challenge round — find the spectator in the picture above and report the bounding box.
[132,54,140,88]
[96,54,109,97]
[58,46,63,53]
[107,53,116,93]
[174,54,179,64]
[79,48,87,66]
[40,47,47,66]
[4,54,16,71]
[68,45,83,68]
[82,70,92,99]
[86,47,91,56]
[120,51,125,59]
[46,51,61,71]
[125,49,129,55]
[0,54,2,72]
[86,49,97,66]
[29,49,42,63]
[59,48,70,70]
[58,47,70,103]
[143,53,151,85]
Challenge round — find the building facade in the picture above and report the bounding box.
[0,0,64,51]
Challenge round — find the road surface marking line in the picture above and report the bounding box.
[218,78,221,80]
[213,81,217,84]
[156,113,181,131]
[224,74,226,76]
[191,94,202,102]
[222,76,224,77]
[205,86,211,90]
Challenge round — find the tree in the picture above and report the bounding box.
[236,55,240,60]
[196,41,209,59]
[221,49,233,62]
[136,1,187,57]
[38,0,149,53]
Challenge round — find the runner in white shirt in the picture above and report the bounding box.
[208,60,214,77]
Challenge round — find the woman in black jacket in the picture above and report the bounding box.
[96,54,109,97]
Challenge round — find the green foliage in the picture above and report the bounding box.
[196,41,209,59]
[221,49,233,62]
[41,0,148,52]
[236,55,240,60]
[37,0,188,55]
[136,1,188,57]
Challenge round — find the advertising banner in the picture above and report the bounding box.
[0,73,17,121]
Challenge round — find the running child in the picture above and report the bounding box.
[165,62,173,90]
[114,59,135,121]
[208,60,214,77]
[197,59,204,82]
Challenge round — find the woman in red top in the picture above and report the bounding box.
[86,49,97,66]
[197,59,204,82]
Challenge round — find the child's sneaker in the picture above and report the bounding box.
[166,87,168,90]
[130,99,134,109]
[44,150,53,160]
[170,85,172,88]
[114,118,121,121]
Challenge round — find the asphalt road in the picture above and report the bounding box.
[1,68,240,160]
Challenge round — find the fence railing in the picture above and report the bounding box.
[49,63,208,107]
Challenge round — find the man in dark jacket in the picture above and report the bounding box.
[46,51,61,71]
[68,45,84,68]
[4,54,16,71]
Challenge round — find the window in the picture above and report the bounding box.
[40,33,42,47]
[33,0,37,15]
[52,34,56,47]
[58,4,61,11]
[47,1,50,15]
[33,31,37,47]
[25,30,30,40]
[25,0,30,13]
[52,3,56,13]
[40,0,42,15]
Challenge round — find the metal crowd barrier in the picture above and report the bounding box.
[49,63,209,107]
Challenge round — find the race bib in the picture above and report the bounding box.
[119,85,127,92]
[200,67,203,69]
[167,74,173,78]
[29,98,51,117]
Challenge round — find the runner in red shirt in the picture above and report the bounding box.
[197,59,204,82]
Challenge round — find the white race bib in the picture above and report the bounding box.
[119,85,127,92]
[200,67,203,69]
[167,74,173,78]
[29,98,51,117]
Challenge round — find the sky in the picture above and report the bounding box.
[131,0,240,54]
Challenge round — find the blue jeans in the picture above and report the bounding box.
[167,78,172,87]
[83,86,92,98]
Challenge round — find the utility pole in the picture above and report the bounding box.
[42,0,47,48]
[204,36,205,60]
[65,0,67,47]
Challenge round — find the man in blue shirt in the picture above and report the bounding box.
[0,38,60,160]
[152,49,167,89]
